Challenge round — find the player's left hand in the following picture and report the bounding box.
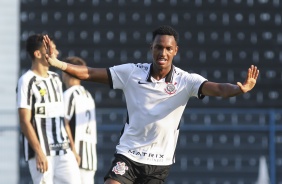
[237,65,259,93]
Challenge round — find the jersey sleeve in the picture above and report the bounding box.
[186,73,208,99]
[16,75,33,109]
[109,63,135,90]
[63,90,75,121]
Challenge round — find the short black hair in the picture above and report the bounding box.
[152,25,179,43]
[26,34,55,60]
[25,34,44,59]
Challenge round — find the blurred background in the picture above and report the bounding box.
[0,0,282,183]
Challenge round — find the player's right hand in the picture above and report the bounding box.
[43,35,67,70]
[36,151,48,173]
[43,35,55,65]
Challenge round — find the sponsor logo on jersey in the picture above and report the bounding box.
[136,64,149,70]
[164,82,177,95]
[128,149,165,162]
[112,162,128,175]
[36,106,45,115]
[49,142,70,151]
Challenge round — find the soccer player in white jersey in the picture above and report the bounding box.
[17,34,81,184]
[43,25,259,184]
[62,56,97,184]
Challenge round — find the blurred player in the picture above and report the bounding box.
[62,56,97,184]
[17,34,81,184]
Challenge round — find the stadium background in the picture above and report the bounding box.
[0,0,282,184]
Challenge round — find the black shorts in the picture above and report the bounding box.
[104,154,171,184]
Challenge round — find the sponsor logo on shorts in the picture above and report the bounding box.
[112,162,128,175]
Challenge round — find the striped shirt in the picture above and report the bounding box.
[64,85,97,171]
[17,70,71,161]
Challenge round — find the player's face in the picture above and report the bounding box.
[36,45,48,63]
[151,35,178,70]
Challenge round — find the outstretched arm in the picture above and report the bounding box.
[201,65,259,98]
[43,35,109,84]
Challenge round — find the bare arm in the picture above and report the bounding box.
[201,82,243,98]
[202,65,259,98]
[64,119,81,165]
[18,108,48,173]
[65,64,109,84]
[43,35,109,84]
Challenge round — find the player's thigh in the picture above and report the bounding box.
[54,152,81,184]
[104,178,122,184]
[28,157,53,184]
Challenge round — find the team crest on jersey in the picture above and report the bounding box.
[112,162,128,175]
[164,82,177,95]
[39,88,47,96]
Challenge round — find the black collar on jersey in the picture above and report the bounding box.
[146,64,174,83]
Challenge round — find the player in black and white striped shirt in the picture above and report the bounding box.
[62,56,97,184]
[44,25,259,184]
[17,34,81,184]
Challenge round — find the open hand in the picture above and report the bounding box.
[237,65,259,93]
[43,35,56,65]
[43,35,67,70]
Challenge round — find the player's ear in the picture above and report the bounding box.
[34,50,41,59]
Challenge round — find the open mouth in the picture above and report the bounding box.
[157,58,167,64]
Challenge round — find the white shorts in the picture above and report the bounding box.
[28,152,81,184]
[79,169,95,184]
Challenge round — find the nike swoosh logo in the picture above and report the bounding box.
[138,81,148,84]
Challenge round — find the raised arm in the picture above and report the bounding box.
[201,65,259,98]
[43,35,109,84]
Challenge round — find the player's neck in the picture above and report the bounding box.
[66,79,80,89]
[31,62,49,78]
[151,66,171,81]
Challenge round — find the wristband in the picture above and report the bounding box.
[52,59,67,71]
[61,62,67,70]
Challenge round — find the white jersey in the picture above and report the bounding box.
[17,70,71,161]
[109,63,207,166]
[64,85,97,171]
